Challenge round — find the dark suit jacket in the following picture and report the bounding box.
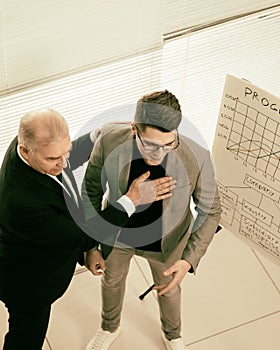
[0,134,128,310]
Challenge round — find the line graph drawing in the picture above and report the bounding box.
[212,75,280,265]
[226,100,280,179]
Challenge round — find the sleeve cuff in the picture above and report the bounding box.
[88,245,99,252]
[117,195,136,217]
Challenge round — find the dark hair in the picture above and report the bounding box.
[134,90,182,132]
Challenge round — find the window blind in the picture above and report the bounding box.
[160,6,280,149]
[0,0,278,92]
[0,49,162,163]
[1,2,279,163]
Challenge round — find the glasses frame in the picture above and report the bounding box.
[135,126,180,152]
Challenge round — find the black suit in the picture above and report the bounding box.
[0,134,129,349]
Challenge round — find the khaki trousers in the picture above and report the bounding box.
[101,247,181,340]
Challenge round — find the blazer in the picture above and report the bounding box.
[83,123,222,273]
[0,133,128,309]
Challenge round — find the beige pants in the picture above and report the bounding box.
[101,247,182,340]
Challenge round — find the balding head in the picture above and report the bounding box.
[18,108,69,151]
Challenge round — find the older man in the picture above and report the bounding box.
[0,108,174,350]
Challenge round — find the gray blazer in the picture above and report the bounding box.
[83,123,221,272]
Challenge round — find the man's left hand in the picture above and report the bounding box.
[153,260,191,296]
[84,249,105,276]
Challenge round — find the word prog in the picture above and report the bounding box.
[244,87,280,115]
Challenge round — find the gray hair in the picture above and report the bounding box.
[18,108,69,151]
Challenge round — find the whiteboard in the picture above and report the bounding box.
[212,74,280,265]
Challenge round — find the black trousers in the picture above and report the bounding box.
[3,304,51,350]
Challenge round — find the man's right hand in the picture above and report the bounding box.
[125,171,176,206]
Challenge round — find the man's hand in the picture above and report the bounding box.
[126,171,176,206]
[153,260,191,296]
[84,249,105,276]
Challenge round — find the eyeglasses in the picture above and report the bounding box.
[135,126,180,152]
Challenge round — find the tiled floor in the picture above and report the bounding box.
[0,229,279,349]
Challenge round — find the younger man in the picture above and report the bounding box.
[83,90,221,350]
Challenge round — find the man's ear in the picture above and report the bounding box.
[19,144,30,160]
[131,123,136,134]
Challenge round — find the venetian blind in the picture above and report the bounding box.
[0,49,162,164]
[0,0,278,92]
[161,6,280,149]
[1,1,279,163]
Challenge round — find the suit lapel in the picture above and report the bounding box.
[163,149,190,237]
[63,166,82,206]
[108,133,134,196]
[163,152,177,213]
[118,144,133,194]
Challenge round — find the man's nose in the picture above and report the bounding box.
[62,155,68,168]
[152,147,164,156]
[57,154,68,168]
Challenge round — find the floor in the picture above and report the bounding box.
[0,229,279,350]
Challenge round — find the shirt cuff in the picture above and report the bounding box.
[117,195,135,217]
[88,245,99,252]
